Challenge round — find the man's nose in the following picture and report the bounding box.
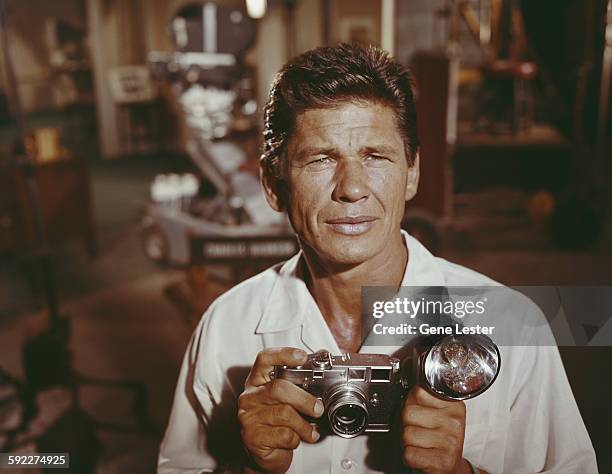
[332,160,370,203]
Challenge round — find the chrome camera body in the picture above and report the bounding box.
[273,351,404,438]
[273,334,501,438]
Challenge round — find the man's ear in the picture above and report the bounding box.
[404,151,420,201]
[260,157,284,212]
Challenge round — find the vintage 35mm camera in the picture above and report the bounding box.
[272,334,500,438]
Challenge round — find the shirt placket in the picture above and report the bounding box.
[330,436,359,474]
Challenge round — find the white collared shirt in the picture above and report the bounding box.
[158,232,597,473]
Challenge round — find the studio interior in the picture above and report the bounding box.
[0,0,611,472]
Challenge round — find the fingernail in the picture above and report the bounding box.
[314,399,324,416]
[293,349,306,361]
[311,427,320,442]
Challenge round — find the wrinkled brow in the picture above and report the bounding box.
[294,144,400,160]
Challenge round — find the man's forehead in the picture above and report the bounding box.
[290,102,403,148]
[295,102,394,130]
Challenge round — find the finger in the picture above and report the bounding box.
[256,403,320,442]
[239,379,324,418]
[402,425,459,452]
[402,404,447,429]
[403,446,446,471]
[407,386,464,409]
[246,347,308,387]
[250,446,293,473]
[242,379,324,419]
[253,425,302,450]
[266,379,324,418]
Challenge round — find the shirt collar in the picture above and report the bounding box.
[255,230,446,334]
[255,253,308,333]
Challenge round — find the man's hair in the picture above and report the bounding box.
[261,43,419,179]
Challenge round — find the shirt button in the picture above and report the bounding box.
[340,458,353,470]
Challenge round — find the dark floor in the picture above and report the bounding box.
[1,147,611,472]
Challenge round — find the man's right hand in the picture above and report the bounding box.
[238,347,324,473]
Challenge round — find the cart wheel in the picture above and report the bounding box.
[401,215,440,253]
[141,225,169,263]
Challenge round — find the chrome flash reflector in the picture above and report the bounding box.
[423,334,500,400]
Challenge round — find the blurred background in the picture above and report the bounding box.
[0,0,610,472]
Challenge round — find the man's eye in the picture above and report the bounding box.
[366,154,388,162]
[308,156,333,166]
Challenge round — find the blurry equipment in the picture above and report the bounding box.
[0,38,95,255]
[143,3,297,272]
[108,65,160,154]
[526,189,556,227]
[409,0,610,251]
[273,336,500,438]
[46,17,89,70]
[29,127,62,163]
[108,66,157,104]
[5,151,97,256]
[45,16,94,109]
[0,125,96,257]
[522,0,610,249]
[246,0,267,19]
[0,0,94,258]
[0,2,154,468]
[24,127,62,163]
[452,0,538,134]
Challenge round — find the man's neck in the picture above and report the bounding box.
[301,234,408,353]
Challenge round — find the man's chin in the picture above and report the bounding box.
[311,242,382,268]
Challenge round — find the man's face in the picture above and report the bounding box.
[264,101,418,267]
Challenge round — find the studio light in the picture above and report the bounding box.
[246,0,267,19]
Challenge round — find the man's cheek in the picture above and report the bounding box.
[288,201,316,232]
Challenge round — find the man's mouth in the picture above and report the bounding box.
[325,216,378,235]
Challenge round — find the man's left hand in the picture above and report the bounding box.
[401,386,471,474]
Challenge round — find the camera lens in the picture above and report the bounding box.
[333,404,367,433]
[326,386,368,438]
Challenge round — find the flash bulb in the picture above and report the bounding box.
[423,334,500,400]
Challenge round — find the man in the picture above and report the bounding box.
[158,44,597,473]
